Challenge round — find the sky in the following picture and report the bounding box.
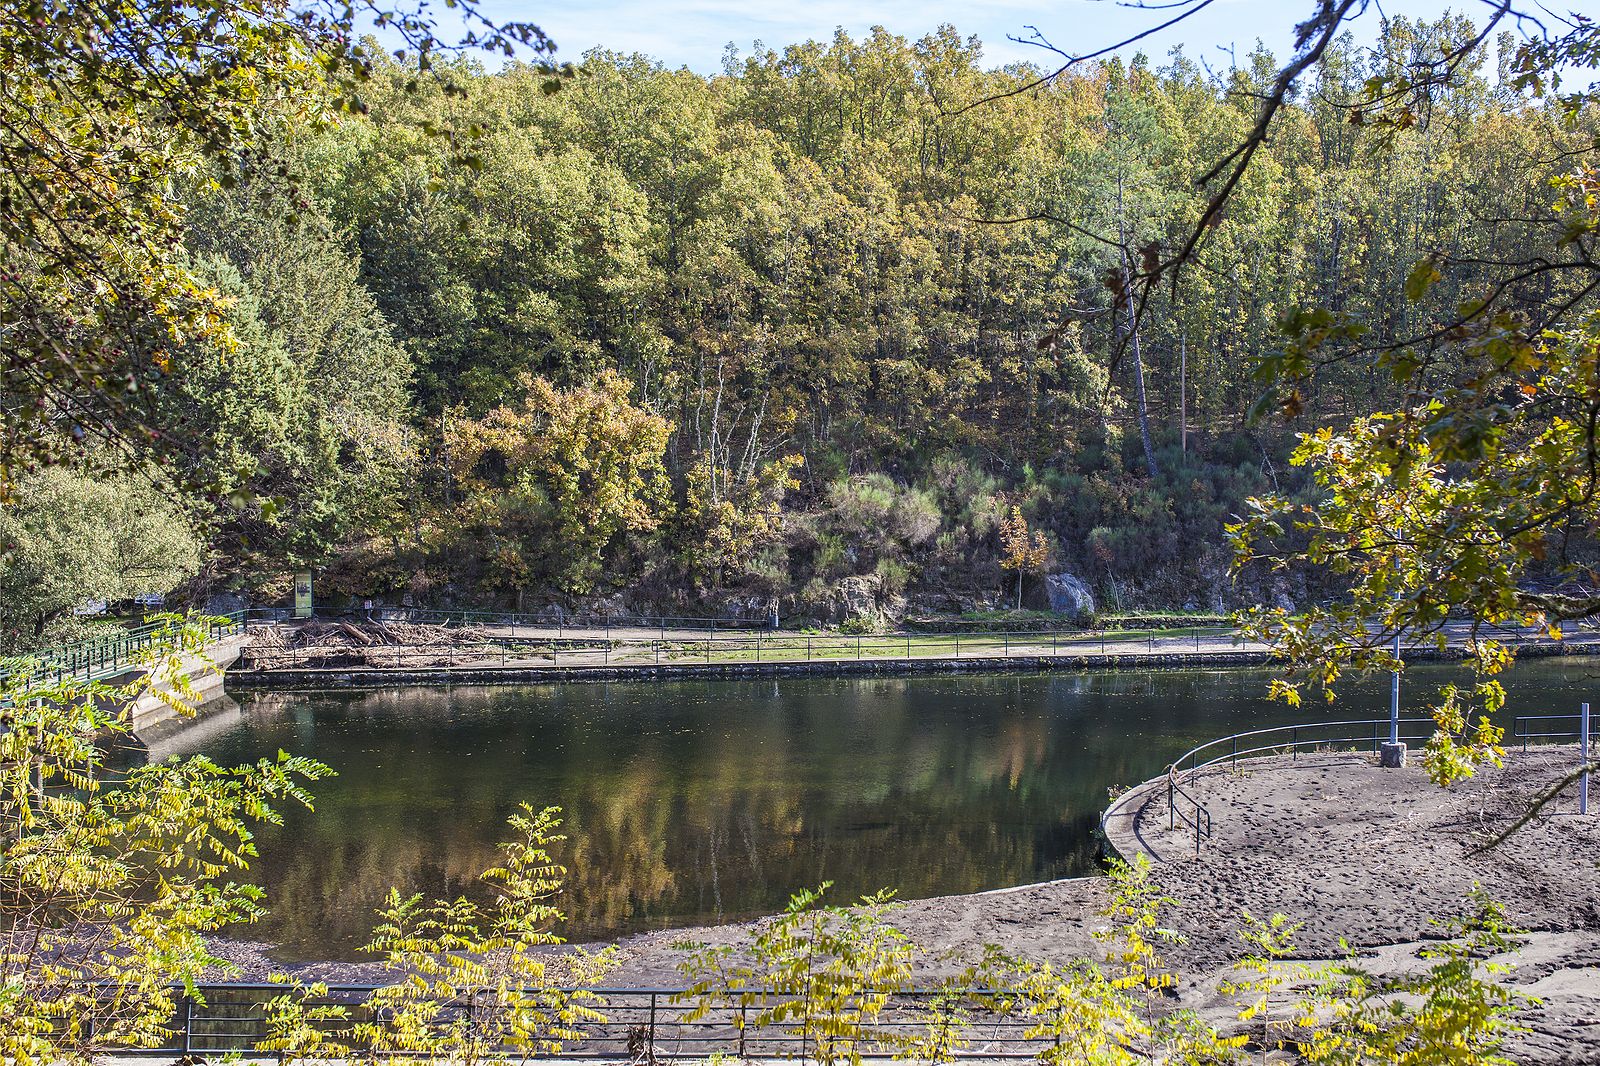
[488,0,1531,74]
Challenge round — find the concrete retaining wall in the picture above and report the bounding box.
[225,634,1600,690]
[123,634,249,728]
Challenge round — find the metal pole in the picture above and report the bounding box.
[1390,626,1401,746]
[1390,558,1402,747]
[1582,702,1591,816]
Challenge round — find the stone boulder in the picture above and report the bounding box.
[1045,573,1095,620]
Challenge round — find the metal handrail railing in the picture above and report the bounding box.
[1164,718,1440,857]
[235,622,1600,675]
[0,610,250,688]
[375,607,770,632]
[100,982,1058,1059]
[1513,713,1586,750]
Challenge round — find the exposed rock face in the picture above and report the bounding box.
[204,592,250,616]
[1045,573,1095,620]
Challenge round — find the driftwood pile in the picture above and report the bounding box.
[241,621,520,670]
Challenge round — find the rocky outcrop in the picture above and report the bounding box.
[1045,573,1095,620]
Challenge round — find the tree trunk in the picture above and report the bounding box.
[1116,174,1159,480]
[1123,279,1160,479]
[1180,332,1187,456]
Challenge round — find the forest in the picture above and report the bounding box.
[4,10,1596,648]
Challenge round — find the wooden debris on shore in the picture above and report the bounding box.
[240,620,515,669]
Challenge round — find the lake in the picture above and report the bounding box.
[140,660,1599,960]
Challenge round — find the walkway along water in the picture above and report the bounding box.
[224,617,1600,687]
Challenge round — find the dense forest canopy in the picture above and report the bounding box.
[3,4,1597,647]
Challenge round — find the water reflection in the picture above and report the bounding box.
[144,662,1599,960]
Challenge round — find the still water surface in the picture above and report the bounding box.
[144,661,1598,960]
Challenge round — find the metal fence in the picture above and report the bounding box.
[1515,708,1593,815]
[106,984,1053,1060]
[1162,709,1598,856]
[0,611,247,688]
[368,607,771,633]
[14,612,1600,686]
[1163,717,1439,856]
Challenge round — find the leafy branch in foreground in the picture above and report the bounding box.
[1224,7,1599,791]
[262,804,616,1066]
[979,856,1245,1064]
[1302,890,1531,1065]
[675,883,916,1066]
[0,617,331,1066]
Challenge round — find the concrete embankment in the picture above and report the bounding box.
[224,649,1277,687]
[121,633,248,727]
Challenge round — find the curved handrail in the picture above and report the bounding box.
[1163,717,1437,856]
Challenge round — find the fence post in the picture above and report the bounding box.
[648,991,657,1058]
[1583,702,1591,816]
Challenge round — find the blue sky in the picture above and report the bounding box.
[492,0,1531,73]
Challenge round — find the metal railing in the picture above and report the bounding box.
[1514,710,1593,815]
[0,611,248,688]
[237,626,1242,674]
[369,607,770,633]
[1513,713,1590,750]
[104,984,1054,1060]
[1164,718,1439,857]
